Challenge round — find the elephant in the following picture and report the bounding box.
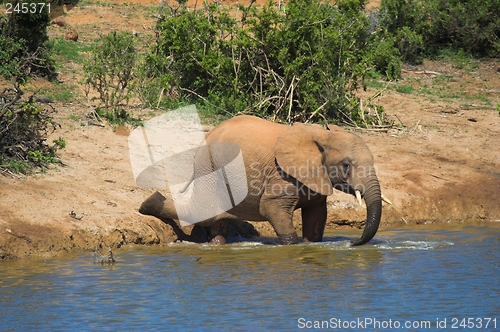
[139,115,384,246]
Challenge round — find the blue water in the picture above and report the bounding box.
[1,222,499,331]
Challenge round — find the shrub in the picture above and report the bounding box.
[83,31,138,110]
[0,34,24,79]
[364,25,403,79]
[0,0,55,81]
[427,0,500,57]
[0,86,65,174]
[142,0,393,126]
[380,0,500,58]
[0,0,62,175]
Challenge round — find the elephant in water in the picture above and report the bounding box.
[139,115,384,245]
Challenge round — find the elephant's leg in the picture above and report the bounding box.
[260,197,299,245]
[157,217,193,242]
[268,213,299,244]
[190,224,210,243]
[301,198,327,242]
[209,219,230,245]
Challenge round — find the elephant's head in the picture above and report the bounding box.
[275,123,382,246]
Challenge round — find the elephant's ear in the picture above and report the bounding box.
[275,123,333,196]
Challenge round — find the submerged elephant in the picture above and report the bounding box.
[139,115,384,245]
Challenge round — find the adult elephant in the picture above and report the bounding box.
[139,115,384,246]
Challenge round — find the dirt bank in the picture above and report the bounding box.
[1,1,499,259]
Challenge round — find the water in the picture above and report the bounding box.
[1,222,499,331]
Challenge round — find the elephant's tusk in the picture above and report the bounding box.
[381,194,393,205]
[355,190,363,206]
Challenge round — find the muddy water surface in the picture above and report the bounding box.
[1,222,499,331]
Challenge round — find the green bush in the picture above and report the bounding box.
[380,0,500,58]
[364,33,402,79]
[0,0,62,175]
[0,0,54,81]
[428,0,500,57]
[0,34,24,78]
[142,0,394,125]
[83,31,138,110]
[0,91,65,174]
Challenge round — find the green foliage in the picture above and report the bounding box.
[0,34,24,79]
[0,0,55,81]
[360,10,404,77]
[396,84,414,94]
[93,107,142,126]
[36,82,78,103]
[53,137,67,149]
[0,90,65,174]
[380,0,500,59]
[365,35,403,79]
[83,31,138,110]
[392,26,423,65]
[427,0,500,57]
[143,0,392,125]
[82,31,151,126]
[52,37,95,64]
[0,0,62,175]
[47,86,74,103]
[437,49,480,71]
[1,159,30,174]
[351,104,387,128]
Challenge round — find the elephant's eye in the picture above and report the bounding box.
[343,162,350,176]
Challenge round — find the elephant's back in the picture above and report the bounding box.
[206,115,286,149]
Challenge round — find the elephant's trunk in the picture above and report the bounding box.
[351,175,382,246]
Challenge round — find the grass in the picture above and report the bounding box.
[52,37,95,64]
[1,159,31,175]
[438,89,462,99]
[466,93,491,105]
[366,65,496,112]
[437,49,480,71]
[364,79,385,89]
[432,74,457,84]
[48,86,75,102]
[35,83,79,103]
[396,84,414,94]
[420,85,433,95]
[68,114,79,121]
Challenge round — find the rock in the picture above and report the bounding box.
[51,17,66,27]
[65,30,78,42]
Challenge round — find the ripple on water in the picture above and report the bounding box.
[165,236,455,251]
[375,240,455,250]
